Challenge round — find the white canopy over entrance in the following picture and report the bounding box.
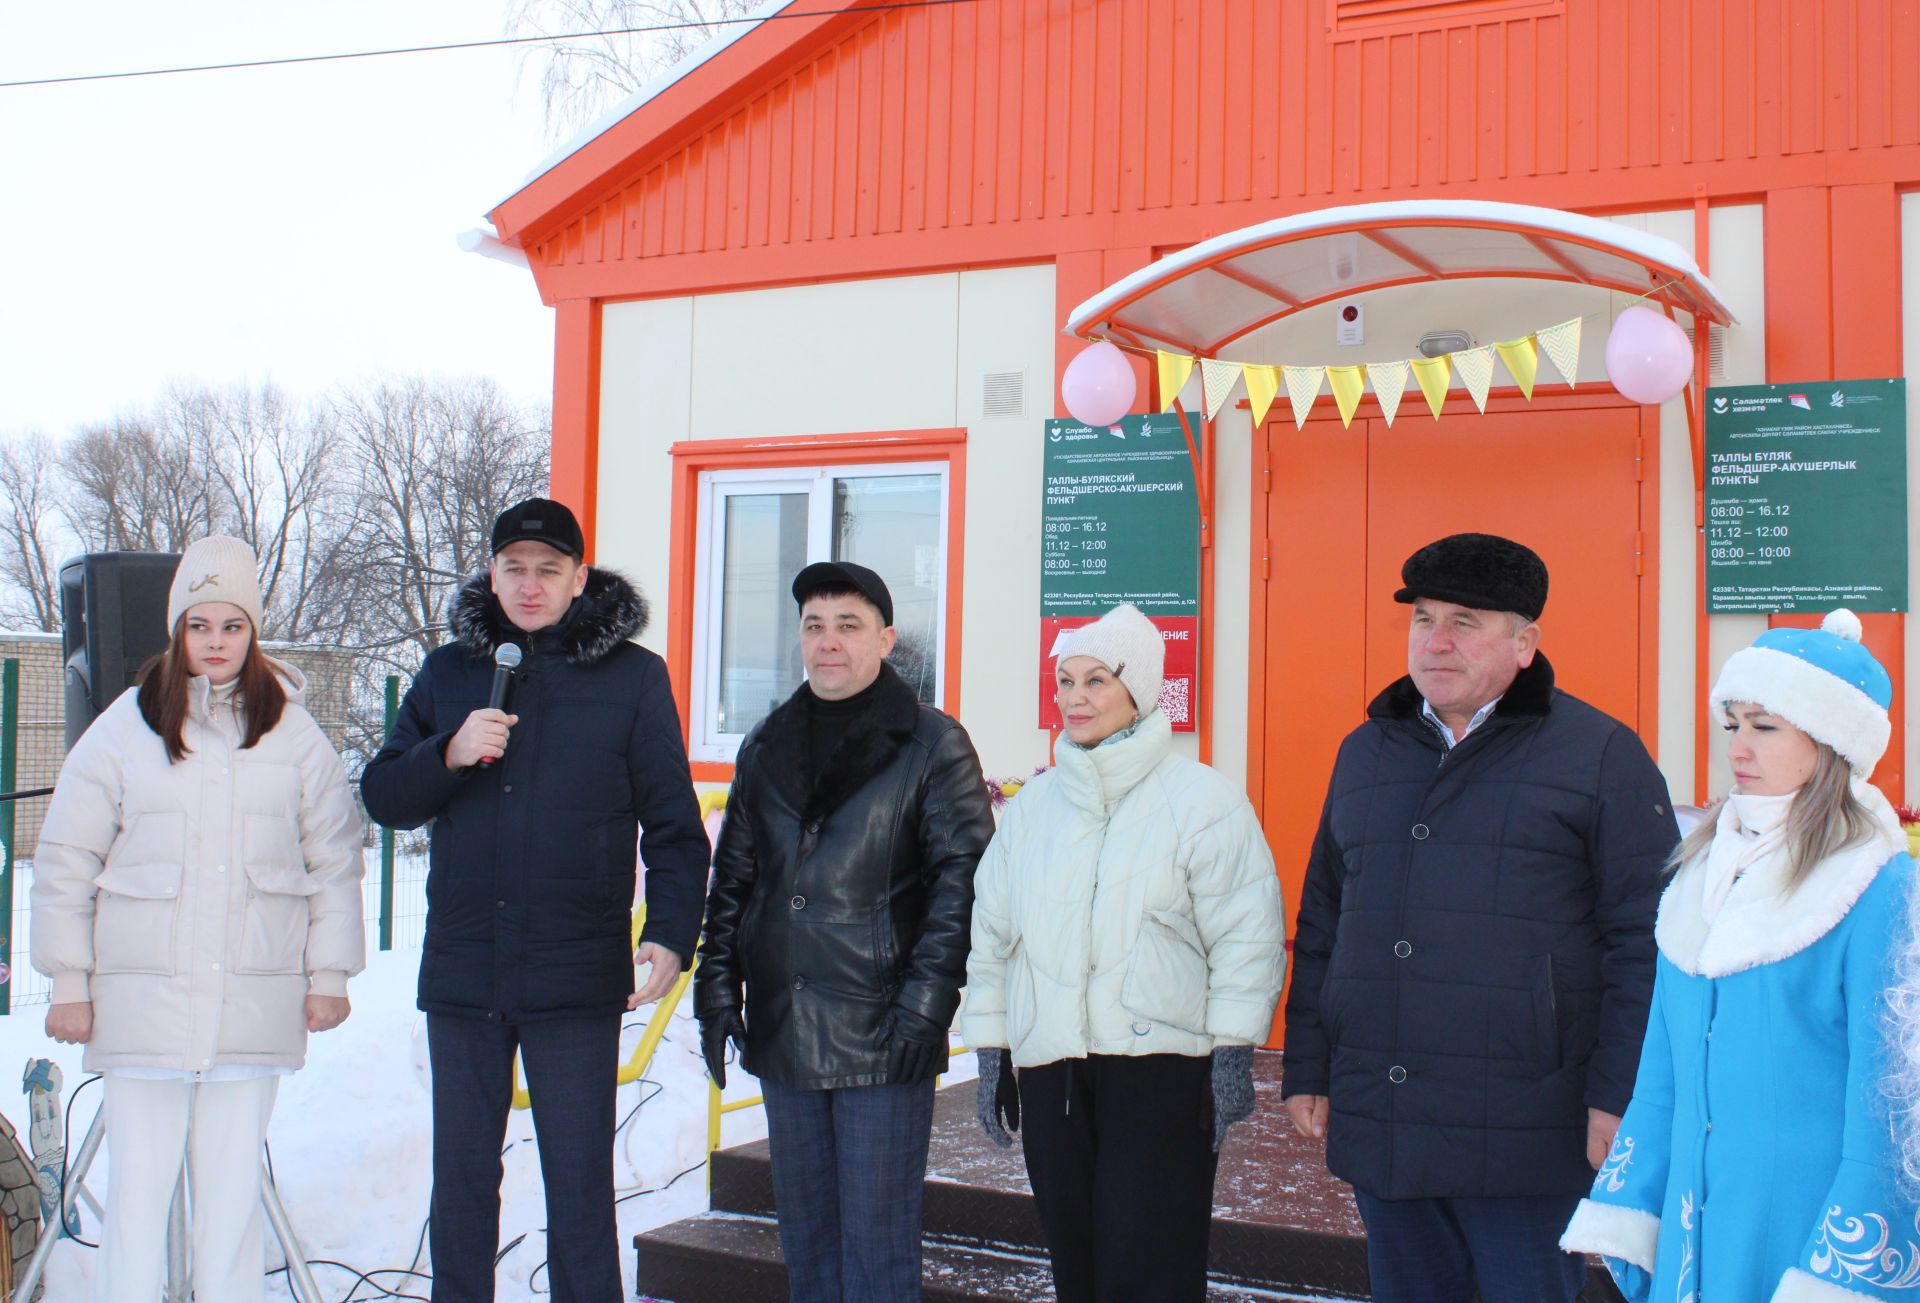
[1065,199,1735,356]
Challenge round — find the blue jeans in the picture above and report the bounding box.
[760,1077,938,1303]
[1353,1189,1586,1303]
[426,1014,623,1303]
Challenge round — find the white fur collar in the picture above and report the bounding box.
[1656,781,1905,977]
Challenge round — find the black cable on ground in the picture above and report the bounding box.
[56,1073,103,1248]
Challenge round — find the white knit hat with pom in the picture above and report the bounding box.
[1055,602,1165,716]
[1710,608,1892,777]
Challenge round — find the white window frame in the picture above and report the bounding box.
[689,460,950,764]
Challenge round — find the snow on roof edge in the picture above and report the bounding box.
[491,0,799,218]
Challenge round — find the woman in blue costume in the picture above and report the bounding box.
[1561,609,1919,1301]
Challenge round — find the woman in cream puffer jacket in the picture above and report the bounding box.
[33,656,365,1069]
[32,536,363,1303]
[961,603,1286,1303]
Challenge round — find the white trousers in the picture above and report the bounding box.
[98,1075,279,1303]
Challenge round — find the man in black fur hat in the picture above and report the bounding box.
[362,497,708,1303]
[695,561,993,1303]
[1280,532,1676,1303]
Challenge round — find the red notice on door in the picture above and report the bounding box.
[1039,615,1198,733]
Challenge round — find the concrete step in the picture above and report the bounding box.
[642,1061,1625,1302]
[633,1210,1341,1303]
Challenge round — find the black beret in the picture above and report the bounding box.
[1393,533,1548,621]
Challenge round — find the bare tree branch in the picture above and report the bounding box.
[0,434,67,630]
[508,0,764,139]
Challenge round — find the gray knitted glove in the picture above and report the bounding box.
[975,1048,1018,1148]
[1210,1045,1255,1152]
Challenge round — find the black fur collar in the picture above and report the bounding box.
[447,566,649,667]
[1369,651,1557,723]
[754,662,921,823]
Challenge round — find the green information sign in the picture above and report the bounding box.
[1041,412,1201,616]
[1040,412,1202,731]
[1703,379,1908,614]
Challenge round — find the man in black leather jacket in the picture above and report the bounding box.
[695,560,993,1303]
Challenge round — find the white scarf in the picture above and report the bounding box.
[1698,790,1795,926]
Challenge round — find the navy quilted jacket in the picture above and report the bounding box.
[1281,654,1677,1199]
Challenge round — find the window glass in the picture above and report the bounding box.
[717,491,808,736]
[693,461,948,762]
[833,473,943,703]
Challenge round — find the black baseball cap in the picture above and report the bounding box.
[792,561,894,627]
[491,498,585,559]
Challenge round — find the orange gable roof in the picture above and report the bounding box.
[490,0,1920,307]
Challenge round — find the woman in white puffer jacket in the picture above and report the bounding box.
[31,536,364,1303]
[961,602,1286,1303]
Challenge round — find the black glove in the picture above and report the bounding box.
[1210,1044,1255,1152]
[975,1047,1019,1147]
[882,1005,948,1082]
[700,1009,746,1089]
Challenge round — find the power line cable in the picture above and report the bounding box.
[0,0,981,90]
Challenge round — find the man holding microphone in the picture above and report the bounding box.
[363,498,709,1303]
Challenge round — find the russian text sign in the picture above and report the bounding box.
[1703,380,1907,614]
[1039,413,1202,731]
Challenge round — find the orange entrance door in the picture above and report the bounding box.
[1252,392,1658,1042]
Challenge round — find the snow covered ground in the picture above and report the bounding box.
[0,846,886,1303]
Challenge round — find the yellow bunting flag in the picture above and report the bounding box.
[1244,364,1282,427]
[1537,317,1582,387]
[1326,365,1366,429]
[1283,365,1324,429]
[1409,354,1451,419]
[1493,336,1539,400]
[1200,358,1242,421]
[1366,360,1410,427]
[1156,351,1196,411]
[1453,345,1496,413]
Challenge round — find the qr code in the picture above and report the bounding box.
[1157,676,1192,725]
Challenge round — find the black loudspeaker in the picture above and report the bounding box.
[61,552,180,749]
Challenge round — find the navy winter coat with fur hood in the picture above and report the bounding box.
[1281,655,1678,1200]
[361,569,709,1023]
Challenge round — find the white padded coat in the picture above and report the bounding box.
[30,661,365,1072]
[961,709,1286,1066]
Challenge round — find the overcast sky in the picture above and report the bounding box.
[0,1,564,437]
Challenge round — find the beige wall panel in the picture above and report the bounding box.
[597,296,694,656]
[953,264,1061,778]
[1903,193,1920,799]
[688,275,961,439]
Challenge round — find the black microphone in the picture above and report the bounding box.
[479,643,523,767]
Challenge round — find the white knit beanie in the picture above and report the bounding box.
[1055,602,1165,716]
[167,535,265,635]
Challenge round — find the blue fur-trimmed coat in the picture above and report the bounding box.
[1561,788,1920,1303]
[360,569,710,1022]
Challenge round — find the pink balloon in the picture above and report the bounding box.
[1605,305,1694,405]
[1061,341,1137,427]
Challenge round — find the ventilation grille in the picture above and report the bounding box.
[982,370,1026,420]
[1331,0,1563,37]
[1682,325,1729,382]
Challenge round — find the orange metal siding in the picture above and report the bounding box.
[503,0,1920,303]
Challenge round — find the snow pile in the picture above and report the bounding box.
[9,947,728,1302]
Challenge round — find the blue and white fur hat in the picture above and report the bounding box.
[1709,609,1892,777]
